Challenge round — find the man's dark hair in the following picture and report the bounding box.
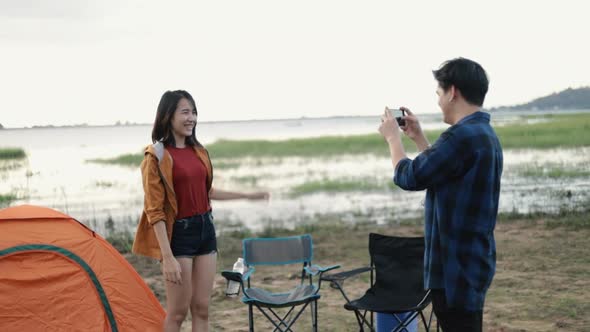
[151,90,200,147]
[433,58,489,107]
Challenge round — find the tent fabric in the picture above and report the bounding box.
[0,205,165,332]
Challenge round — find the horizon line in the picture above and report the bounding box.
[0,114,398,130]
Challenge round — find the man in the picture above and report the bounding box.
[378,58,503,331]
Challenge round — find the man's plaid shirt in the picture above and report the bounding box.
[394,111,503,311]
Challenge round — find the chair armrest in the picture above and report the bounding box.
[320,266,372,282]
[304,264,340,276]
[221,271,243,283]
[221,267,255,282]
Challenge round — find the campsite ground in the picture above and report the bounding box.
[125,212,590,332]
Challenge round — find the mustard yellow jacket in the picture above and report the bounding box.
[132,142,213,259]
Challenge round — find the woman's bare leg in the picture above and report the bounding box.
[163,258,194,332]
[190,252,217,332]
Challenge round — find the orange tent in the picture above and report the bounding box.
[0,205,165,331]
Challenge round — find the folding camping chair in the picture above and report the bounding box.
[222,234,339,332]
[321,233,435,332]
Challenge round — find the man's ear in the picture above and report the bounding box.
[449,85,456,103]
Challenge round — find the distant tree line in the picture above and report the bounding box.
[488,87,590,111]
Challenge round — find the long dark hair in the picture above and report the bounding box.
[151,90,201,147]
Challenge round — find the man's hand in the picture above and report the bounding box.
[379,107,401,142]
[399,107,430,151]
[399,107,424,140]
[379,107,407,169]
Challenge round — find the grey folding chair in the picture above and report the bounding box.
[222,234,339,332]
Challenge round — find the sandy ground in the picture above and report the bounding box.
[125,219,590,331]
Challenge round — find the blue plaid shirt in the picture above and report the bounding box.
[394,111,503,311]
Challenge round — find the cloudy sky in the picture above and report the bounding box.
[1,0,588,127]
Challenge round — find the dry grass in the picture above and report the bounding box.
[125,218,590,331]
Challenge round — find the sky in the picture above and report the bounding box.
[1,0,589,128]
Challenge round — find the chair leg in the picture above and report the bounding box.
[391,312,421,332]
[313,299,318,332]
[418,311,429,332]
[258,306,292,332]
[249,304,254,332]
[352,309,364,332]
[352,309,373,332]
[364,310,375,332]
[414,306,437,332]
[251,302,314,332]
[310,300,315,332]
[282,303,310,332]
[360,310,377,331]
[270,307,296,332]
[330,281,373,331]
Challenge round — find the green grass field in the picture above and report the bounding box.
[87,153,141,166]
[0,148,26,160]
[495,113,590,149]
[290,178,398,197]
[90,113,590,166]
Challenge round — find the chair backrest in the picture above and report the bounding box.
[369,233,425,297]
[243,234,313,267]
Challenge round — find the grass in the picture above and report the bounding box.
[91,113,590,166]
[88,153,141,166]
[485,217,590,331]
[0,148,26,160]
[230,211,589,331]
[208,112,590,158]
[289,178,398,197]
[106,231,134,253]
[519,164,590,178]
[118,208,590,332]
[94,181,115,188]
[212,160,242,169]
[231,175,261,186]
[206,134,435,159]
[0,193,17,207]
[499,203,590,231]
[495,113,590,149]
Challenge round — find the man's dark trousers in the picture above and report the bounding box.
[431,289,483,332]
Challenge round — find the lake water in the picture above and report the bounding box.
[1,109,589,234]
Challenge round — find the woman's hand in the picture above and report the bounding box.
[247,191,270,200]
[162,256,182,284]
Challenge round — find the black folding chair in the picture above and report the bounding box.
[321,233,436,332]
[222,234,339,332]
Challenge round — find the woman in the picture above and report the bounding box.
[132,90,268,332]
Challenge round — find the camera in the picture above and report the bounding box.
[387,108,406,126]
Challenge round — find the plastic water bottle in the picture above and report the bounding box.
[226,257,245,296]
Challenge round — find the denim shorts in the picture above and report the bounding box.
[170,211,217,258]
